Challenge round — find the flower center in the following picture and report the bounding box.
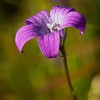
[47,23,60,32]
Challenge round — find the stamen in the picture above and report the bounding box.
[46,23,60,32]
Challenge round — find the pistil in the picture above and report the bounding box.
[47,23,60,32]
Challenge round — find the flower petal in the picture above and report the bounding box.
[61,11,86,34]
[50,6,86,34]
[38,31,60,58]
[50,6,75,24]
[15,25,38,53]
[26,10,51,35]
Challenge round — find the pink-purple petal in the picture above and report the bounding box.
[38,31,60,58]
[61,11,86,34]
[50,6,86,34]
[15,25,37,53]
[50,6,75,24]
[26,10,51,35]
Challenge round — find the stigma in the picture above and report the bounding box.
[47,23,60,32]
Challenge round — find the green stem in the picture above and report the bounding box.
[60,45,77,100]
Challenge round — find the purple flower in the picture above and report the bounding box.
[15,6,86,58]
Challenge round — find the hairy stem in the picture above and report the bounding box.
[60,45,77,100]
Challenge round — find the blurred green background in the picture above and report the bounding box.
[0,0,100,100]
